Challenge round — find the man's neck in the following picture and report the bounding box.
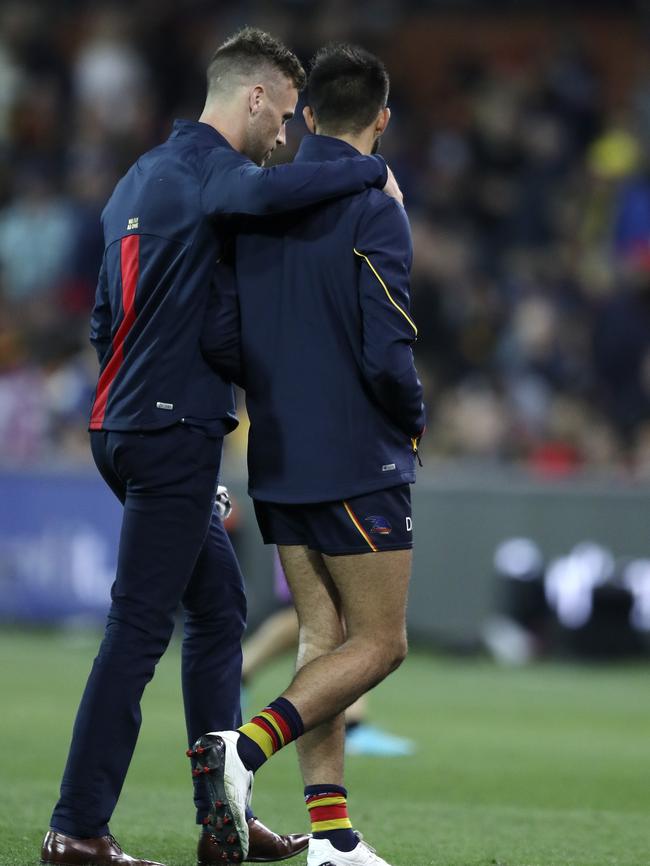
[198,106,244,153]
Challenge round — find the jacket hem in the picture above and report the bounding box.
[249,471,416,504]
[88,415,238,435]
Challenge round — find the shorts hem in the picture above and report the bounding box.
[261,539,305,547]
[316,542,414,556]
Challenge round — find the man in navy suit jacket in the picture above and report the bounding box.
[41,29,399,866]
[195,45,425,866]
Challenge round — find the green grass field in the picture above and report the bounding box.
[0,629,648,866]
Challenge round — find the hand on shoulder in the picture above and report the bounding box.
[382,165,404,207]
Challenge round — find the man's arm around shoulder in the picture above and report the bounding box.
[200,146,388,217]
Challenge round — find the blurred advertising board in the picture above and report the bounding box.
[0,472,120,623]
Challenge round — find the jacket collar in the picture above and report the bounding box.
[171,119,233,149]
[295,134,362,163]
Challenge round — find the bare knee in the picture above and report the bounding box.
[354,631,408,681]
[381,632,408,675]
[387,633,408,672]
[297,619,344,669]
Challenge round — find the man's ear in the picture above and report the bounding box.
[303,105,317,134]
[249,84,265,115]
[376,106,390,137]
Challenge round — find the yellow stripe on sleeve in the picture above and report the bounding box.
[353,248,418,337]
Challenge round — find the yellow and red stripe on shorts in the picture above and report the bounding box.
[343,500,378,553]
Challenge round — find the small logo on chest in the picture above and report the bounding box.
[127,217,139,230]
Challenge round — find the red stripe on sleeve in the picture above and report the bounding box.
[90,235,140,430]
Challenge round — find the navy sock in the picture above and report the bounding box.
[237,697,304,773]
[235,732,266,773]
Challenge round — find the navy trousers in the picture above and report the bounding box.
[51,425,246,837]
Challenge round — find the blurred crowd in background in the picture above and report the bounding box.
[3,0,650,477]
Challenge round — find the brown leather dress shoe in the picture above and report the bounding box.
[197,818,310,863]
[41,830,167,866]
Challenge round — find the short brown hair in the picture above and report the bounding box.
[207,27,306,95]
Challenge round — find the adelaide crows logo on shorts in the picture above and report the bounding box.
[364,515,392,535]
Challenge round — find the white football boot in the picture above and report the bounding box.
[188,730,254,862]
[307,834,392,866]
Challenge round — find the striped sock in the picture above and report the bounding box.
[236,697,304,772]
[305,784,357,852]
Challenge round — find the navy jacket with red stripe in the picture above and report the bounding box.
[88,120,388,433]
[202,134,426,503]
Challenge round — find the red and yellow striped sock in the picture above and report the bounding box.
[305,784,357,852]
[236,697,304,772]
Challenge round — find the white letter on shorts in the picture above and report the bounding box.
[406,516,412,532]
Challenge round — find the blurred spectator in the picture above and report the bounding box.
[73,9,148,137]
[0,169,75,301]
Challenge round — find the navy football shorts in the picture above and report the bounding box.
[253,485,413,556]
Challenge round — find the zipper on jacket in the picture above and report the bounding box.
[411,436,423,467]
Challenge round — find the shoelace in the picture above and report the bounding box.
[354,832,376,855]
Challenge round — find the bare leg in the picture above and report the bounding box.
[242,607,298,682]
[278,546,346,786]
[279,545,410,735]
[242,588,368,729]
[344,695,368,726]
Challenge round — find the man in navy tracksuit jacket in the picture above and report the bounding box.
[195,46,425,866]
[41,30,395,866]
[237,133,423,509]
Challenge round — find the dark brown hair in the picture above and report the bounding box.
[307,43,389,135]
